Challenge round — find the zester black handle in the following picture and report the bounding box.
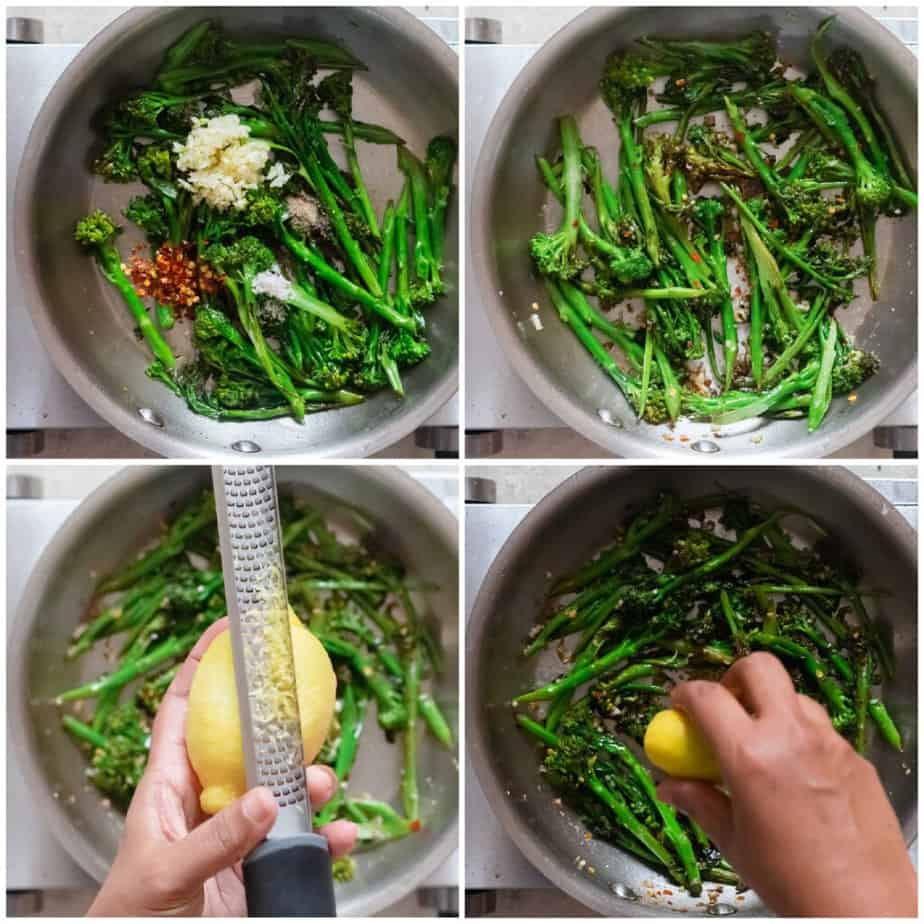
[244,833,337,917]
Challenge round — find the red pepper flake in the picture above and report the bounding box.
[409,819,422,832]
[128,242,224,316]
[691,252,702,263]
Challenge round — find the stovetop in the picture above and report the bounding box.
[464,475,917,890]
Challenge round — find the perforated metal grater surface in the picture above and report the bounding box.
[212,466,312,839]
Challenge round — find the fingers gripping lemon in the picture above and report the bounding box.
[186,609,337,814]
[644,708,722,783]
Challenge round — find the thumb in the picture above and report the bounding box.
[658,780,734,852]
[168,787,278,890]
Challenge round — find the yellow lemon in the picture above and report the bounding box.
[644,709,722,783]
[186,608,337,815]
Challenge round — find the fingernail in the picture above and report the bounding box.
[306,764,337,794]
[242,787,274,823]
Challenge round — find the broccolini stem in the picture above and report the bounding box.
[95,245,176,370]
[62,715,108,750]
[320,636,408,731]
[395,184,412,313]
[659,513,785,596]
[724,96,791,219]
[279,221,416,330]
[398,147,438,289]
[227,277,305,422]
[418,692,454,749]
[762,293,829,386]
[854,651,872,754]
[811,17,889,176]
[303,155,383,298]
[56,631,197,702]
[750,631,853,724]
[515,629,666,704]
[378,202,396,294]
[516,713,559,747]
[402,646,421,821]
[807,319,838,432]
[557,503,675,594]
[653,340,682,422]
[559,282,644,370]
[586,770,685,884]
[342,118,380,239]
[334,683,365,781]
[869,698,902,751]
[618,116,660,266]
[98,499,213,593]
[597,734,702,895]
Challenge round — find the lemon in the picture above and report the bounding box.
[644,709,722,783]
[186,608,337,815]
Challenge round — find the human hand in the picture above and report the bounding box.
[89,619,357,917]
[658,652,916,917]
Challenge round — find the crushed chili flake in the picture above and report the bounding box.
[128,243,224,316]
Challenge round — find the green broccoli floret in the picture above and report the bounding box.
[530,115,585,279]
[93,138,137,182]
[87,703,150,811]
[530,232,585,279]
[205,236,276,278]
[117,90,197,132]
[831,348,879,395]
[599,52,664,113]
[644,134,677,205]
[610,250,655,286]
[136,144,174,183]
[244,188,285,228]
[388,330,431,368]
[636,32,777,87]
[124,194,170,244]
[425,135,457,266]
[332,856,357,883]
[690,195,726,232]
[74,209,119,248]
[790,85,894,211]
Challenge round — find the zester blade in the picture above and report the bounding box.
[212,465,311,839]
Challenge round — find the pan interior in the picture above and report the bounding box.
[19,8,457,456]
[471,468,916,915]
[478,8,916,457]
[17,467,458,916]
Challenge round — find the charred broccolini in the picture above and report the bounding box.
[514,491,902,895]
[529,18,915,432]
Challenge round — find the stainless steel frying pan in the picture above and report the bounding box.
[15,7,458,458]
[471,8,917,458]
[467,467,916,915]
[10,466,459,915]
